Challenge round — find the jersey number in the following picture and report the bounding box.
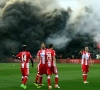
[47,53,52,61]
[22,55,26,61]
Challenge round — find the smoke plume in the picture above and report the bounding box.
[69,0,100,42]
[0,0,69,57]
[65,0,100,57]
[0,0,100,59]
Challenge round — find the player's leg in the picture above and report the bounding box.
[82,65,86,83]
[34,74,40,86]
[20,68,28,89]
[34,64,41,86]
[47,67,52,89]
[21,68,24,83]
[84,65,89,83]
[22,76,24,83]
[38,75,43,85]
[22,76,28,89]
[53,67,60,88]
[38,65,43,85]
[82,65,89,83]
[82,72,89,83]
[38,64,48,88]
[21,68,29,89]
[37,75,44,88]
[23,68,29,85]
[37,65,45,88]
[38,64,46,86]
[47,75,52,90]
[20,68,24,86]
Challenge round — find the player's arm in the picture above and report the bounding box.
[53,50,56,67]
[37,55,40,64]
[30,57,34,68]
[53,56,56,67]
[81,53,84,66]
[37,50,40,64]
[29,53,34,68]
[13,52,21,59]
[89,55,92,66]
[36,55,40,68]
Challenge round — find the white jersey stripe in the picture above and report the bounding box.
[81,52,90,65]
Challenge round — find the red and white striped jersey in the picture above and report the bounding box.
[16,51,32,68]
[46,49,56,67]
[37,49,46,64]
[81,51,91,65]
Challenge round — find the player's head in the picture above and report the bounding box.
[85,46,89,52]
[41,42,45,49]
[23,45,27,50]
[49,44,53,49]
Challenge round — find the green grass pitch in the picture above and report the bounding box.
[0,63,100,90]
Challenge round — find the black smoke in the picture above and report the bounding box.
[0,0,99,59]
[0,0,69,57]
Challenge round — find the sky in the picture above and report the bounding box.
[58,0,79,10]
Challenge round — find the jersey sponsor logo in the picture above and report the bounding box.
[40,52,45,57]
[40,50,45,64]
[84,53,89,59]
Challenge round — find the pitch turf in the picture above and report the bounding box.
[0,63,100,90]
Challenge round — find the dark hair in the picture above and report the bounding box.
[49,44,53,48]
[23,45,27,50]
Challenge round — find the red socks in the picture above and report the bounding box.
[39,75,43,84]
[83,74,87,81]
[55,75,58,85]
[47,76,51,86]
[22,76,24,83]
[35,74,39,83]
[23,76,28,85]
[47,75,59,86]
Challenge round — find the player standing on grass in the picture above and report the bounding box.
[46,44,60,90]
[81,46,92,84]
[34,42,47,88]
[15,45,33,89]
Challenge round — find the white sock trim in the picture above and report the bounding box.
[25,76,28,78]
[47,76,50,79]
[82,74,88,75]
[22,76,24,78]
[55,75,58,78]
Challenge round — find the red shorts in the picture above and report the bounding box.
[38,64,47,75]
[21,68,29,76]
[82,64,89,72]
[47,66,58,75]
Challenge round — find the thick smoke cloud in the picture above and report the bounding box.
[47,0,100,58]
[0,0,99,59]
[0,0,9,8]
[0,0,69,57]
[66,0,100,58]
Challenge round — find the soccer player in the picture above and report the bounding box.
[34,42,47,88]
[15,45,33,89]
[46,44,60,89]
[81,46,92,84]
